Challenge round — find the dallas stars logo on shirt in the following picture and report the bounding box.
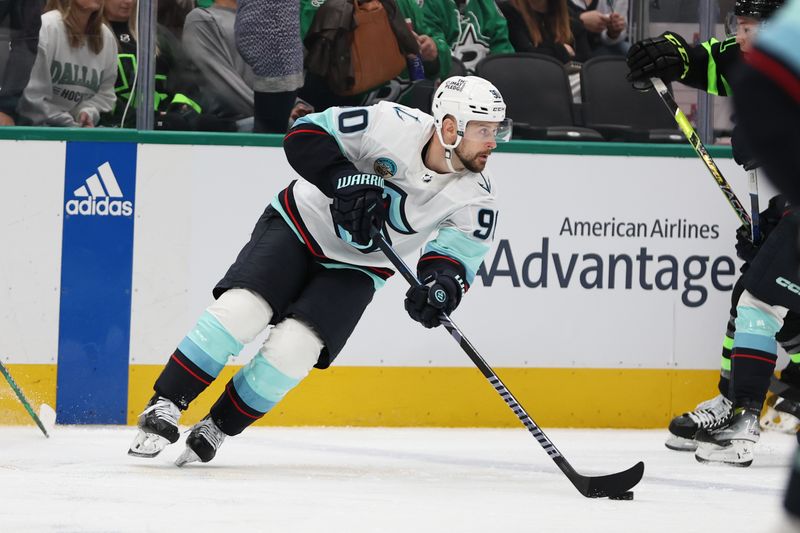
[452,14,492,73]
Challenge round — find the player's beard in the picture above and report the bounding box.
[454,144,490,173]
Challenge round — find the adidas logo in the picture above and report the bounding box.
[65,162,133,217]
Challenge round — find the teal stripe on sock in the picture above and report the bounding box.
[733,332,777,354]
[178,336,226,378]
[233,355,301,412]
[186,311,243,367]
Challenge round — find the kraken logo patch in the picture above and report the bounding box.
[374,157,397,178]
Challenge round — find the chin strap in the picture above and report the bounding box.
[437,126,463,174]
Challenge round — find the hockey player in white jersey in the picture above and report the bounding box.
[127,76,512,465]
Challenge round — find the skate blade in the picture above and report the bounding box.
[694,440,754,467]
[760,406,800,434]
[175,447,201,467]
[665,435,697,452]
[127,430,170,458]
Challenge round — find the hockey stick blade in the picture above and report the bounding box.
[564,458,645,498]
[372,231,645,498]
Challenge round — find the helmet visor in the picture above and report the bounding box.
[462,119,513,143]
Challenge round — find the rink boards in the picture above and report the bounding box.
[0,130,779,427]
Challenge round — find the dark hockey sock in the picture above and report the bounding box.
[208,379,267,436]
[731,346,778,409]
[782,359,800,387]
[718,334,733,397]
[154,350,214,410]
[253,90,296,133]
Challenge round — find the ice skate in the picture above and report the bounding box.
[128,395,181,458]
[761,394,800,434]
[175,416,226,467]
[665,394,732,451]
[695,407,760,467]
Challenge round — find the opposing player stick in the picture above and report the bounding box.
[0,360,49,437]
[373,233,644,498]
[650,77,752,232]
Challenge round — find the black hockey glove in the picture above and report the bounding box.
[331,173,387,246]
[735,224,759,263]
[404,273,464,329]
[734,195,789,262]
[626,32,688,89]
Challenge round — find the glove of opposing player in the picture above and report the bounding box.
[404,273,464,329]
[626,32,688,89]
[331,173,387,246]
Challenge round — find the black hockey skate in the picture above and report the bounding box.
[695,406,760,467]
[175,416,226,467]
[665,394,732,451]
[128,395,182,458]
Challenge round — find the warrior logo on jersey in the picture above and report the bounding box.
[374,157,397,178]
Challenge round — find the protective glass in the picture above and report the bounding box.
[462,119,513,143]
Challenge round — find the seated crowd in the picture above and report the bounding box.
[0,0,629,133]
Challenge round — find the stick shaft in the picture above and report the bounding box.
[0,360,49,437]
[650,77,752,229]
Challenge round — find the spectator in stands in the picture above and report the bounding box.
[158,0,197,41]
[17,0,117,127]
[183,0,255,128]
[422,0,514,75]
[0,0,45,125]
[567,0,628,57]
[235,0,302,133]
[103,0,232,131]
[296,0,442,116]
[498,0,590,64]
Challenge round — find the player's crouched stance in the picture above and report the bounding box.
[128,76,512,465]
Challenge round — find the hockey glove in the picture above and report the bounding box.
[626,32,689,89]
[331,173,387,246]
[734,195,789,262]
[404,273,464,329]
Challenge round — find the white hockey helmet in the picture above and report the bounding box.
[432,76,512,151]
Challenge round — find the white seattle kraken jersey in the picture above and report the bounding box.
[273,101,497,285]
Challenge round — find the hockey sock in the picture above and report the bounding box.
[731,303,781,409]
[783,357,800,387]
[718,335,734,397]
[154,311,245,409]
[253,90,296,133]
[208,355,302,436]
[207,318,322,436]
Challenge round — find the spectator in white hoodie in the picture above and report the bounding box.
[17,0,117,127]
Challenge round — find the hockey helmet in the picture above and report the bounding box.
[735,0,785,19]
[432,76,512,151]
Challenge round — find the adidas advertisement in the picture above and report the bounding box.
[65,161,134,216]
[58,142,137,424]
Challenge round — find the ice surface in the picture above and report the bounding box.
[0,426,796,532]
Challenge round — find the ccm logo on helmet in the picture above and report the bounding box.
[776,276,800,295]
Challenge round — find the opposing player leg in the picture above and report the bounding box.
[665,280,740,451]
[762,313,800,433]
[176,265,378,466]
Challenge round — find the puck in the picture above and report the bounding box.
[608,491,634,500]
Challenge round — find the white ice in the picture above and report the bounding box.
[0,426,797,533]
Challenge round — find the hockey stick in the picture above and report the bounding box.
[373,233,644,498]
[748,168,761,243]
[650,77,752,231]
[0,359,49,437]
